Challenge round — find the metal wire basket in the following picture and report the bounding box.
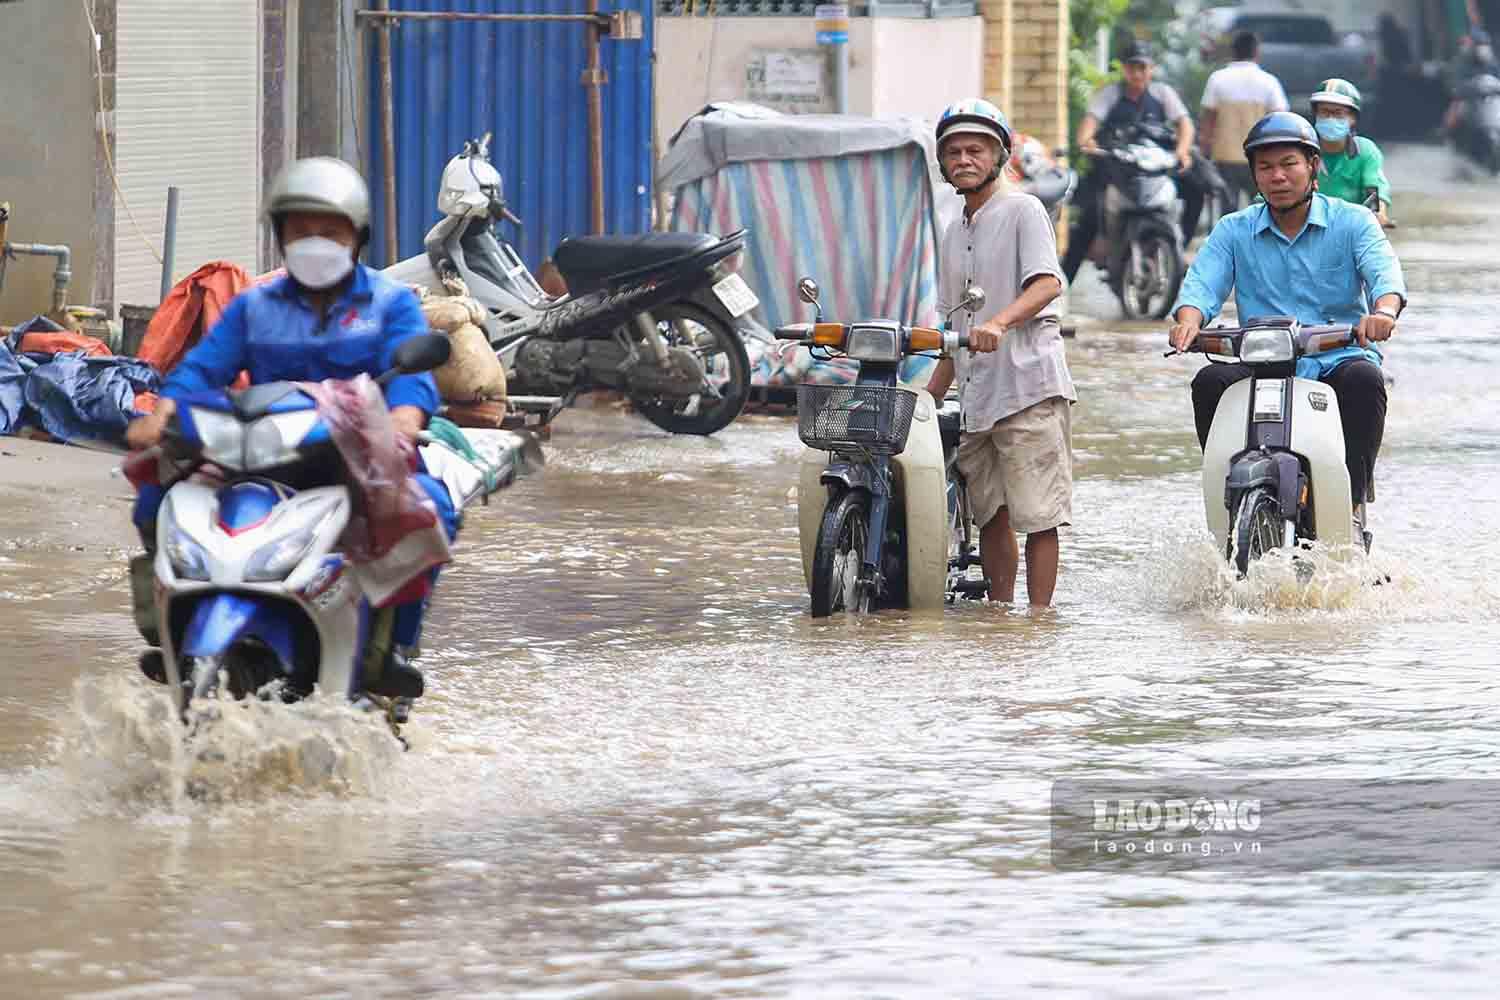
[797,384,919,456]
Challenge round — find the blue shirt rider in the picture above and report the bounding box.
[1168,111,1406,515]
[125,157,456,706]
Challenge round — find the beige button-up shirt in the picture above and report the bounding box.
[938,189,1075,433]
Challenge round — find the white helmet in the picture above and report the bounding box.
[264,157,371,234]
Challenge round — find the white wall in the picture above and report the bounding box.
[870,17,985,119]
[655,16,984,146]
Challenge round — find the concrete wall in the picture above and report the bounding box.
[0,1,100,320]
[655,16,984,144]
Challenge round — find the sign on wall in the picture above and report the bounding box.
[745,48,830,112]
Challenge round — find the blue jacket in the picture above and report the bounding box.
[162,264,440,414]
[1172,194,1407,379]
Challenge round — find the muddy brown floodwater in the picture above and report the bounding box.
[3,145,1500,998]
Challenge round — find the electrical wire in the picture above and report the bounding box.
[82,0,164,265]
[340,0,365,166]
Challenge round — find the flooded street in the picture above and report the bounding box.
[5,144,1500,997]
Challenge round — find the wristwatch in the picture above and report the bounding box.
[1374,307,1399,322]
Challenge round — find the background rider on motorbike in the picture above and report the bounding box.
[1442,30,1500,140]
[1308,79,1393,227]
[124,157,460,702]
[923,98,1073,609]
[1062,39,1206,284]
[1168,112,1407,518]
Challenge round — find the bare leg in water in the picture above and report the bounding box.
[980,509,1059,608]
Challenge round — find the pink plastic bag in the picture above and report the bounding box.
[301,375,451,606]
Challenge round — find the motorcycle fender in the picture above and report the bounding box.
[1288,377,1352,547]
[891,394,948,612]
[1225,451,1302,521]
[180,592,297,666]
[684,285,739,330]
[819,460,872,492]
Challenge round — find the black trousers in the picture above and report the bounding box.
[1191,359,1387,507]
[1062,165,1209,283]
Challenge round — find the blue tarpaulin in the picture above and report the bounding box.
[0,316,160,443]
[21,352,159,444]
[0,342,36,434]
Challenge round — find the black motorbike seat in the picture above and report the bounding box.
[553,232,718,294]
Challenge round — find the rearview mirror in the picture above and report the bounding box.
[394,333,452,374]
[796,277,823,321]
[960,286,986,313]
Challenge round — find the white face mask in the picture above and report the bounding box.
[284,236,355,290]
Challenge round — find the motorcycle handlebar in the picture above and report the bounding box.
[1166,322,1355,358]
[771,323,969,355]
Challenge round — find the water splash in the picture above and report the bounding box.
[57,674,406,812]
[1126,526,1500,622]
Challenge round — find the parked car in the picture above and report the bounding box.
[1193,6,1378,119]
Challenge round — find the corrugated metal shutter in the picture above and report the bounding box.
[115,1,260,307]
[366,0,654,270]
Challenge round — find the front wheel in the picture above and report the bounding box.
[1229,486,1292,578]
[629,301,751,436]
[1118,229,1183,321]
[811,489,873,617]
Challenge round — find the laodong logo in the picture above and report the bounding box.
[1092,796,1262,834]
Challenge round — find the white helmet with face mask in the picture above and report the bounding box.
[265,157,372,290]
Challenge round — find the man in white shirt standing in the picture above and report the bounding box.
[924,99,1075,609]
[1198,31,1290,208]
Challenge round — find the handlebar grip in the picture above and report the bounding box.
[774,323,813,341]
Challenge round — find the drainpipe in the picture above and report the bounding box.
[0,205,74,320]
[583,0,607,233]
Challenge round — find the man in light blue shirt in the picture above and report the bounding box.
[1168,112,1406,509]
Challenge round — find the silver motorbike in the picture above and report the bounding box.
[384,134,757,435]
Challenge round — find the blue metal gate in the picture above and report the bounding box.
[366,0,654,269]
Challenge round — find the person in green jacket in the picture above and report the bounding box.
[1309,78,1393,227]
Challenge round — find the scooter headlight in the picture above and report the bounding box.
[244,528,319,582]
[1240,328,1295,364]
[164,522,211,581]
[243,496,343,582]
[189,407,245,469]
[244,410,320,472]
[844,324,901,362]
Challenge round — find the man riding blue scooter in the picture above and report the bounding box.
[125,156,459,709]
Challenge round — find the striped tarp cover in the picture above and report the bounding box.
[669,147,940,332]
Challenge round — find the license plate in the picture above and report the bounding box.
[711,273,760,318]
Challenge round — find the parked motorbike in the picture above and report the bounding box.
[384,134,756,435]
[779,278,984,616]
[1008,133,1078,224]
[1169,317,1368,577]
[1084,122,1186,320]
[135,335,531,727]
[1449,73,1500,175]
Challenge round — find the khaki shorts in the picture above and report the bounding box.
[956,395,1073,535]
